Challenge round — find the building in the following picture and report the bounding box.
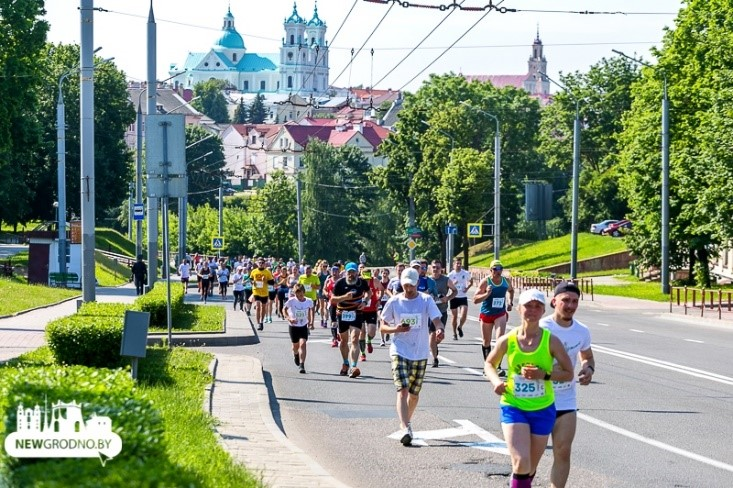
[169,3,329,95]
[464,30,551,103]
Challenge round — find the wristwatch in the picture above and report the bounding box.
[544,371,552,381]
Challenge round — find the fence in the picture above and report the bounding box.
[469,270,594,301]
[670,286,733,319]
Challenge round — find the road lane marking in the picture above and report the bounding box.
[463,367,483,376]
[597,322,610,326]
[629,329,645,333]
[578,412,733,473]
[594,345,733,386]
[437,355,456,364]
[388,420,509,455]
[684,339,704,344]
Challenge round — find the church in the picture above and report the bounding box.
[169,2,330,95]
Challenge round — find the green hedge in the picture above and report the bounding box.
[133,282,184,327]
[46,314,124,369]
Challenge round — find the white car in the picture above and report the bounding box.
[590,219,618,235]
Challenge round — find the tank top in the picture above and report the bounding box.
[480,277,509,315]
[501,328,555,411]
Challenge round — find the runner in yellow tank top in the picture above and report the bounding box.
[484,289,574,488]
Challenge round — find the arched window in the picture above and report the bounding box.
[287,76,293,88]
[290,34,294,44]
[260,80,266,90]
[232,53,237,62]
[243,80,249,91]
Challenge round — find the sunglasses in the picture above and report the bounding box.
[492,267,503,271]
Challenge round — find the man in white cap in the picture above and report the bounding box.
[380,267,445,446]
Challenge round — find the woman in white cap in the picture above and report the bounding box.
[484,288,574,488]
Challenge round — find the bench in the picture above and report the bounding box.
[49,272,80,287]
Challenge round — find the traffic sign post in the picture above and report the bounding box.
[407,226,423,239]
[211,236,225,250]
[133,203,144,221]
[406,238,417,251]
[445,225,458,235]
[467,223,483,238]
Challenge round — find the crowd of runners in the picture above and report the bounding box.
[175,254,594,487]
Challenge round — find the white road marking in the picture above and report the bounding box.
[463,367,484,376]
[684,339,704,344]
[597,322,610,327]
[629,329,645,333]
[388,420,509,455]
[437,355,456,364]
[594,345,733,386]
[578,412,733,473]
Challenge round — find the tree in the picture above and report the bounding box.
[618,0,733,286]
[538,56,640,230]
[185,125,225,207]
[0,0,48,227]
[233,98,248,124]
[192,79,230,123]
[243,171,297,257]
[248,93,267,123]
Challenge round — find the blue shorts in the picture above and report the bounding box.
[499,404,556,436]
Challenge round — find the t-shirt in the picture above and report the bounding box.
[540,316,592,411]
[298,274,321,301]
[387,277,403,295]
[362,278,380,312]
[250,268,274,297]
[284,296,314,327]
[178,263,190,279]
[217,268,230,283]
[448,269,472,299]
[231,272,245,292]
[381,292,442,361]
[333,278,370,312]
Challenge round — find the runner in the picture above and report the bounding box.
[484,289,574,487]
[378,268,392,346]
[380,267,445,446]
[324,265,342,347]
[197,260,211,303]
[250,257,275,331]
[448,257,473,340]
[217,260,230,300]
[473,259,515,376]
[275,265,289,319]
[540,282,595,488]
[208,257,218,297]
[331,262,371,378]
[383,262,406,346]
[283,283,315,374]
[317,261,331,327]
[231,266,245,311]
[357,265,384,361]
[266,264,280,323]
[242,264,253,315]
[298,264,321,330]
[178,258,190,294]
[429,259,457,367]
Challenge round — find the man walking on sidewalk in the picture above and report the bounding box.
[131,255,147,295]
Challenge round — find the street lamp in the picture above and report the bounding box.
[539,72,581,281]
[460,101,501,261]
[612,49,670,294]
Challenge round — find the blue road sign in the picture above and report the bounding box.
[467,223,482,238]
[133,204,144,221]
[445,225,458,235]
[211,237,225,249]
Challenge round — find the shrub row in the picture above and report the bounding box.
[132,282,185,327]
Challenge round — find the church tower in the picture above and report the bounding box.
[280,2,328,94]
[305,2,329,94]
[524,28,549,97]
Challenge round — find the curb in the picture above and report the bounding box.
[0,295,81,320]
[204,357,218,415]
[146,334,257,347]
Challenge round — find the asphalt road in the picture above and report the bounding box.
[241,295,733,488]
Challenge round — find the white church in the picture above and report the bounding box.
[169,2,330,95]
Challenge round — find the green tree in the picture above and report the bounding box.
[0,0,48,227]
[185,125,225,207]
[244,171,296,257]
[233,98,248,124]
[248,93,267,123]
[193,79,230,123]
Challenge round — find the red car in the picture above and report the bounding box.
[602,219,632,237]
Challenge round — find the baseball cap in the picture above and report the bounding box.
[553,281,581,297]
[490,259,503,269]
[400,268,419,286]
[409,259,421,268]
[345,262,358,272]
[518,288,546,305]
[331,265,340,271]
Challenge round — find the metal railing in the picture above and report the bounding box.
[670,286,733,320]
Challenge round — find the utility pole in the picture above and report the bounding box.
[79,0,95,302]
[296,177,303,262]
[408,197,416,262]
[146,0,159,290]
[218,177,224,258]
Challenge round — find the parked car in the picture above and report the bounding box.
[602,219,632,237]
[590,219,619,235]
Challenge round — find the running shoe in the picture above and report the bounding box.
[359,353,367,362]
[321,319,327,328]
[432,359,439,368]
[457,327,464,338]
[299,365,306,374]
[497,368,507,378]
[339,364,349,376]
[400,424,413,446]
[257,323,263,331]
[380,340,386,347]
[367,343,374,354]
[246,310,251,316]
[294,353,300,366]
[385,334,390,342]
[453,334,458,341]
[349,367,361,378]
[331,338,339,348]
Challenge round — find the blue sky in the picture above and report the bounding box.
[44,0,683,92]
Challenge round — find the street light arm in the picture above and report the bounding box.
[460,101,499,134]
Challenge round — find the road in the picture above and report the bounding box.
[232,294,733,488]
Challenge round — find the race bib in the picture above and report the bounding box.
[255,280,264,289]
[492,297,505,309]
[400,313,421,329]
[267,285,275,292]
[341,310,356,322]
[456,283,465,292]
[552,380,573,392]
[513,375,545,399]
[294,310,307,322]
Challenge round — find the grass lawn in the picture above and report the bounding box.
[149,304,225,333]
[95,228,136,257]
[0,278,79,316]
[593,281,670,302]
[95,250,131,287]
[578,268,630,278]
[2,346,260,486]
[472,232,628,272]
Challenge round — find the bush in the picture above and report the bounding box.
[46,314,124,368]
[133,282,184,327]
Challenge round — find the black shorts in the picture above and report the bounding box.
[556,409,577,419]
[338,311,363,333]
[429,311,447,332]
[361,311,378,324]
[289,326,309,343]
[244,289,253,300]
[268,291,277,300]
[449,297,468,309]
[329,305,337,323]
[181,277,189,283]
[254,295,268,304]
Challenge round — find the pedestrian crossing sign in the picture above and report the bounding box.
[211,237,225,249]
[467,223,482,238]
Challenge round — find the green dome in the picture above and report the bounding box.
[285,2,304,24]
[215,30,245,50]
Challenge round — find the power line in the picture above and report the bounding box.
[361,1,676,16]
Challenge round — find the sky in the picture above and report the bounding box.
[43,0,684,93]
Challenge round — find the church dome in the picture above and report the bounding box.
[285,2,305,24]
[307,4,325,27]
[214,8,245,50]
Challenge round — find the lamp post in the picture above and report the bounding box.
[460,101,501,260]
[539,72,581,280]
[612,49,670,294]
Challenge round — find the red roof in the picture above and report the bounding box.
[282,120,390,150]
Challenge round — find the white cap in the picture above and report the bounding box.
[400,268,419,287]
[518,288,546,305]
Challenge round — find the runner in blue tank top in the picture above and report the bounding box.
[472,259,514,376]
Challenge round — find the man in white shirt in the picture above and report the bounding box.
[540,281,595,488]
[284,283,315,374]
[380,268,444,447]
[447,258,473,340]
[178,259,191,294]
